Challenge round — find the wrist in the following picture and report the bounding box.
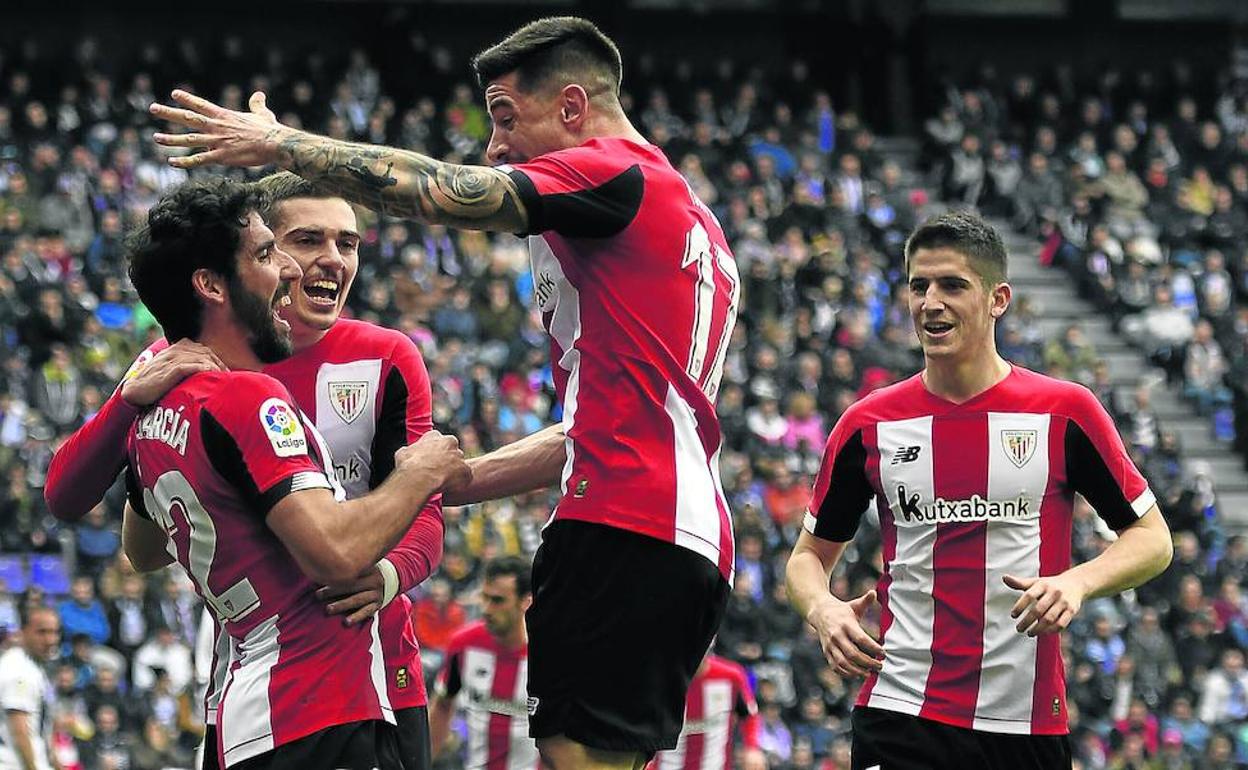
[376,558,400,608]
[805,593,842,626]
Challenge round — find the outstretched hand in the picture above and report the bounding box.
[150,89,290,170]
[1003,573,1087,637]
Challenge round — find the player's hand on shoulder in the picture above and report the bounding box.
[1004,573,1087,637]
[808,590,885,679]
[397,430,472,492]
[120,340,225,407]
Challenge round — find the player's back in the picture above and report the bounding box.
[514,137,740,578]
[125,370,391,766]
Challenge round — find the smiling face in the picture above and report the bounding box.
[270,197,360,347]
[907,246,1010,364]
[228,211,301,363]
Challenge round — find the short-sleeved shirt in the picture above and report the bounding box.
[505,137,740,580]
[125,370,392,767]
[651,655,758,770]
[434,621,538,770]
[805,366,1155,735]
[0,647,52,770]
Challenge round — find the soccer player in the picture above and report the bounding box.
[46,172,445,770]
[0,607,61,770]
[784,211,1174,770]
[429,556,538,770]
[121,177,469,769]
[647,653,764,770]
[151,16,739,770]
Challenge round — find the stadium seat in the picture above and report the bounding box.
[30,555,71,596]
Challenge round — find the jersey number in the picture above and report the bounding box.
[143,470,261,623]
[682,221,739,400]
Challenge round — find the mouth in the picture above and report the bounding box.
[922,320,955,339]
[272,290,293,332]
[302,277,341,309]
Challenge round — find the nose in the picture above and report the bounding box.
[317,240,347,273]
[276,248,302,281]
[486,130,509,165]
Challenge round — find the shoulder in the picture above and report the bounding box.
[447,620,491,652]
[332,319,411,351]
[1009,367,1104,421]
[120,337,172,382]
[707,655,748,682]
[836,374,925,431]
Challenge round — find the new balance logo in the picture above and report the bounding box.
[891,445,921,464]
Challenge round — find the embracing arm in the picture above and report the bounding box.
[442,423,566,506]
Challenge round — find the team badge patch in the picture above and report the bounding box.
[1002,429,1038,469]
[259,398,308,457]
[395,666,409,689]
[328,381,369,424]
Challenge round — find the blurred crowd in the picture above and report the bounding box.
[926,65,1248,769]
[0,26,1244,770]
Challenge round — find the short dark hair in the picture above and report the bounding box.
[253,171,336,229]
[904,210,1008,285]
[127,177,265,342]
[472,16,623,99]
[483,556,532,598]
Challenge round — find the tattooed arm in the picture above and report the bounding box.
[151,90,529,233]
[274,133,528,231]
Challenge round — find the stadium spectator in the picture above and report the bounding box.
[0,606,61,770]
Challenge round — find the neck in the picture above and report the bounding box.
[502,624,527,650]
[197,320,264,371]
[922,348,1012,403]
[290,323,327,353]
[583,111,647,146]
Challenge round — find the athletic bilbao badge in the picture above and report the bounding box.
[1002,430,1038,469]
[328,381,368,424]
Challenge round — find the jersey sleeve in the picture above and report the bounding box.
[1064,385,1156,530]
[506,146,645,238]
[732,664,761,749]
[44,339,169,521]
[0,663,42,714]
[201,375,333,516]
[803,405,875,542]
[374,335,445,592]
[123,464,152,522]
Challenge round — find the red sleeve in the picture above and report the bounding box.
[804,401,875,542]
[506,143,645,237]
[373,335,443,591]
[202,374,332,514]
[1063,385,1156,530]
[44,339,168,521]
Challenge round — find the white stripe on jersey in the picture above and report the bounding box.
[973,413,1047,733]
[314,360,382,499]
[665,384,728,570]
[869,416,936,715]
[508,658,537,770]
[221,614,281,765]
[369,612,395,723]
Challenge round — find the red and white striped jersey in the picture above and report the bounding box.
[506,137,739,581]
[434,622,538,770]
[651,655,759,770]
[805,366,1154,735]
[126,371,392,767]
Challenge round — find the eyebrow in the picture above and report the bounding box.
[254,238,275,256]
[487,96,515,115]
[288,226,361,241]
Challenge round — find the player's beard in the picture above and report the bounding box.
[228,274,293,364]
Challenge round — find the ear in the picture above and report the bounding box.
[989,281,1012,319]
[191,268,228,309]
[558,84,590,129]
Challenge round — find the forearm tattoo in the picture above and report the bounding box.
[272,131,528,232]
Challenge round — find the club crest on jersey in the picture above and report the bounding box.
[259,398,307,457]
[1002,429,1038,468]
[328,381,369,424]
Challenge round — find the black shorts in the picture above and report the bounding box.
[394,706,431,770]
[526,520,730,755]
[850,707,1072,770]
[202,724,220,770]
[230,719,402,770]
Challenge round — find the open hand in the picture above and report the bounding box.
[808,590,885,678]
[150,89,291,170]
[120,339,225,407]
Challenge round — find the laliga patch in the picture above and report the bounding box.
[259,398,308,457]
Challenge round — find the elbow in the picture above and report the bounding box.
[44,488,83,523]
[1154,533,1174,576]
[126,547,173,574]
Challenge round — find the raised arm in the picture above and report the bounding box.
[151,90,529,232]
